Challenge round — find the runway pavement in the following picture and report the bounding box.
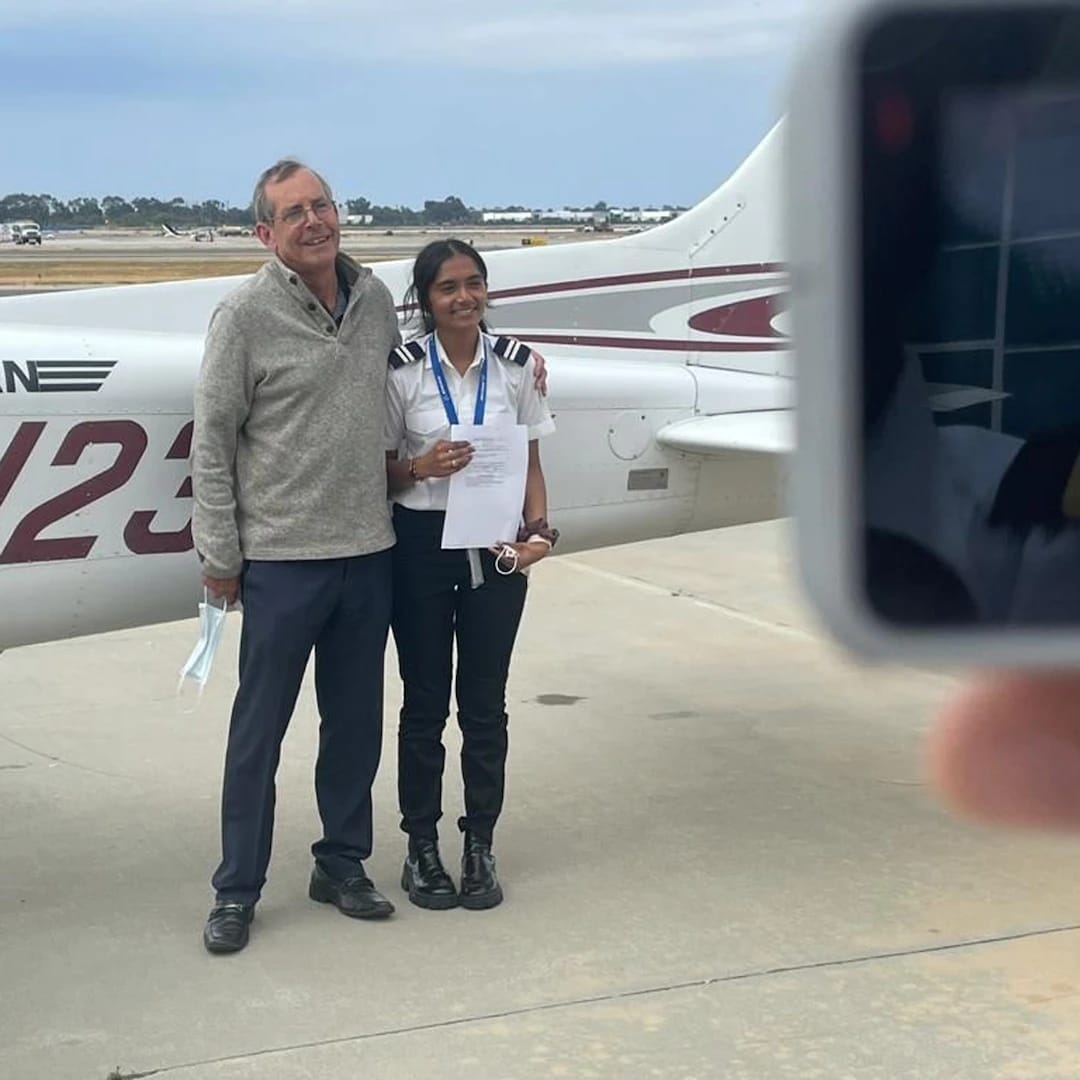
[0,226,610,264]
[3,521,1080,1079]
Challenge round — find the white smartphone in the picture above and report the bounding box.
[787,0,1080,666]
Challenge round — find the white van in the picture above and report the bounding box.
[7,221,42,246]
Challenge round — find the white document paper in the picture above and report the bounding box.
[441,418,528,549]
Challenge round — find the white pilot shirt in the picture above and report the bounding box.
[865,353,1025,619]
[385,330,556,512]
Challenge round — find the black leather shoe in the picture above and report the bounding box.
[309,863,395,919]
[460,833,503,910]
[401,839,459,910]
[203,902,254,954]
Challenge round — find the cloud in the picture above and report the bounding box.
[0,1,815,71]
[445,4,815,65]
[0,2,797,206]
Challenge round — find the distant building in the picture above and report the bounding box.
[478,206,682,227]
[344,214,374,226]
[609,208,681,224]
[536,210,597,224]
[481,211,534,224]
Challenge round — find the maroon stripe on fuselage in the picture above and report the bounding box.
[392,262,791,352]
[486,262,786,302]
[394,262,788,312]
[689,295,787,340]
[521,333,788,353]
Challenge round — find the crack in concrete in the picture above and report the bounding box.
[560,558,958,689]
[110,921,1080,1078]
[0,730,139,782]
[563,557,816,642]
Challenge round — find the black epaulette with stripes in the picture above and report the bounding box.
[490,335,532,366]
[388,340,425,369]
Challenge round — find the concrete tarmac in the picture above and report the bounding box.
[3,522,1080,1079]
[0,226,613,264]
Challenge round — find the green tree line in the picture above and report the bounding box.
[0,192,646,228]
[0,194,255,228]
[343,196,633,226]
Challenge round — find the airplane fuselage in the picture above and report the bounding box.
[0,124,792,650]
[0,314,788,649]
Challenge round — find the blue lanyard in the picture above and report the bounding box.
[429,334,487,426]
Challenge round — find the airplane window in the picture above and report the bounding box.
[1001,345,1080,438]
[908,247,998,344]
[1012,96,1080,235]
[1006,237,1080,347]
[903,86,1080,440]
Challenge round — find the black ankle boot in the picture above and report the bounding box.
[460,832,503,910]
[401,838,459,910]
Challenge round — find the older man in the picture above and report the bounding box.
[193,159,399,954]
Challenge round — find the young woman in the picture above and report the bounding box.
[385,239,557,910]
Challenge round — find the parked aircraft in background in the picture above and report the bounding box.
[161,223,215,242]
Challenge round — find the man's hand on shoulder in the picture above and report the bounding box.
[203,573,240,605]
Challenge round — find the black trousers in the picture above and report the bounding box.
[211,552,392,905]
[391,505,527,846]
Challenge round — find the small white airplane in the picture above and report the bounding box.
[0,124,795,653]
[161,223,216,242]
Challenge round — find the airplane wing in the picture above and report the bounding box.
[925,383,1010,412]
[656,410,793,456]
[655,385,1008,456]
[654,383,1009,457]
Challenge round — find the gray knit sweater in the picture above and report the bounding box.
[192,254,399,578]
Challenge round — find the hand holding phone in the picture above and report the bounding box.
[788,0,1080,665]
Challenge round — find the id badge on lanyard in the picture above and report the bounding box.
[429,334,493,588]
[429,335,488,427]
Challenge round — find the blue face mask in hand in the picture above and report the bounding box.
[177,588,230,696]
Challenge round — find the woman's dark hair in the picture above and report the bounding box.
[864,528,977,625]
[403,238,491,335]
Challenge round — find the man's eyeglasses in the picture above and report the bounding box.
[271,199,337,227]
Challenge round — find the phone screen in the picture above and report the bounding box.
[858,8,1080,626]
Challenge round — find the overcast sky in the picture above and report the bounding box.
[0,1,814,210]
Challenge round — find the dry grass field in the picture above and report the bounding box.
[0,226,619,290]
[0,258,266,289]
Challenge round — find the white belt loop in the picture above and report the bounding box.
[468,548,485,589]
